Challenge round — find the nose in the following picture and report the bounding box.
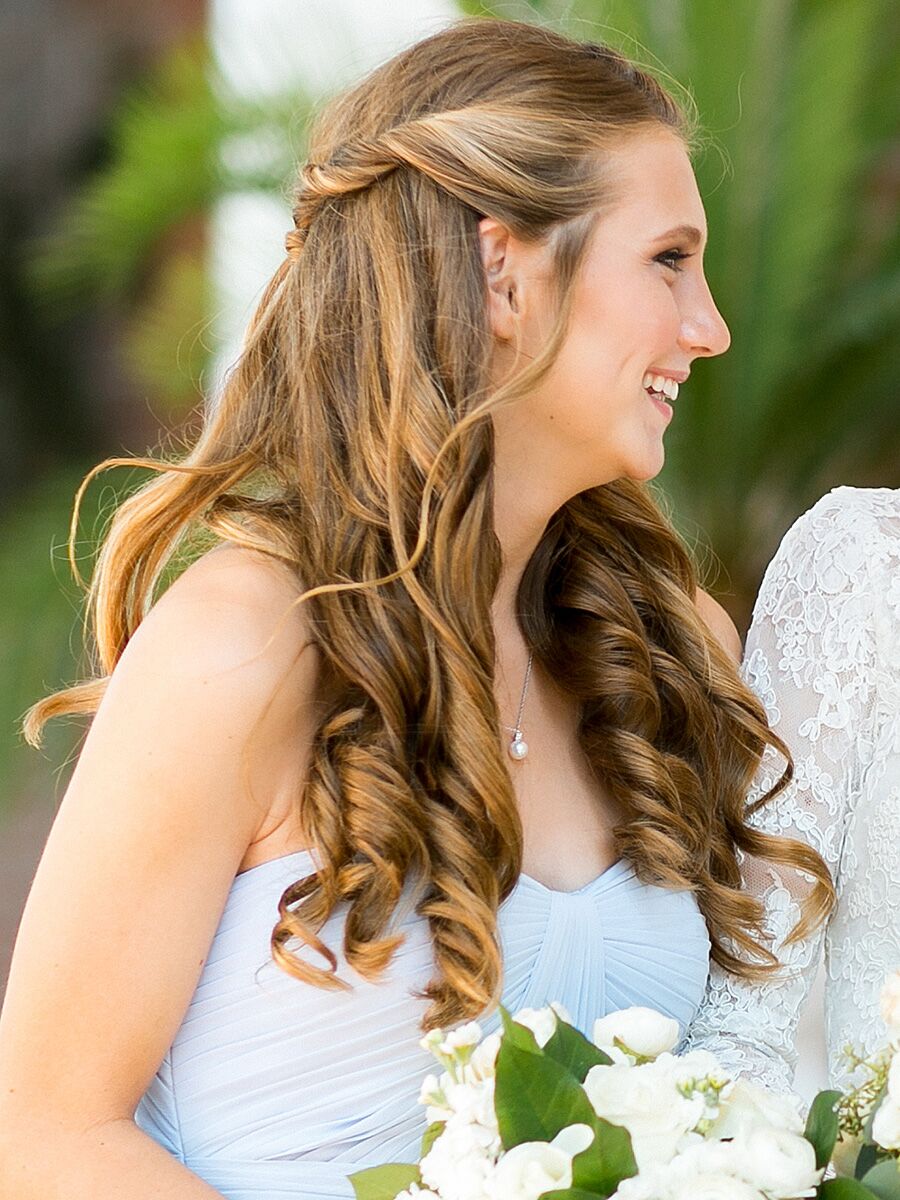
[678,281,731,359]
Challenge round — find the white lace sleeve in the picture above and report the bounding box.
[683,488,881,1094]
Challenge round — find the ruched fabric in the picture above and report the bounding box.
[135,848,710,1200]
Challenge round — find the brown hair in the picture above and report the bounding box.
[25,17,833,1031]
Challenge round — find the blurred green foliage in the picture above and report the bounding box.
[2,464,103,810]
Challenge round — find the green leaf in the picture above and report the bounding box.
[805,1089,843,1169]
[542,1191,611,1200]
[348,1163,421,1200]
[820,1178,883,1198]
[498,1004,542,1054]
[542,1016,613,1081]
[857,1144,882,1180]
[860,1160,900,1200]
[420,1120,444,1157]
[494,1041,596,1149]
[570,1117,638,1198]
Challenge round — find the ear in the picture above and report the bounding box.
[478,216,519,342]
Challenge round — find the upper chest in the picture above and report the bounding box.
[240,655,619,888]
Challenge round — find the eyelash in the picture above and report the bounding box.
[656,249,692,272]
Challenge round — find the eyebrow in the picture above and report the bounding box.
[652,224,707,250]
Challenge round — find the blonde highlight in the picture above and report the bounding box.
[25,18,833,1032]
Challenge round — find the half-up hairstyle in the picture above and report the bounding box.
[25,17,834,1031]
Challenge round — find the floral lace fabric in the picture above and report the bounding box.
[683,486,900,1093]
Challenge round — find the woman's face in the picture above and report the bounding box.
[483,129,731,495]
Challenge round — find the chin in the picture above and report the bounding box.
[624,450,665,483]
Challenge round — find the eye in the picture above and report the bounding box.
[655,248,693,273]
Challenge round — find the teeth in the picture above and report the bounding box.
[642,371,679,401]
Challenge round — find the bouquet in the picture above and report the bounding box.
[349,977,900,1200]
[830,969,900,1191]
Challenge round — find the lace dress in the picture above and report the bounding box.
[684,486,900,1093]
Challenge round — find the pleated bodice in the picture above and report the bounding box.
[135,848,710,1200]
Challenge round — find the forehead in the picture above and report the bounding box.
[600,131,708,245]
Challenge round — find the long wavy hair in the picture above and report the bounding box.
[25,17,834,1032]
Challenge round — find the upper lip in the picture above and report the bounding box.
[646,367,690,384]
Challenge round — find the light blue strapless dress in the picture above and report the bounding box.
[135,848,710,1200]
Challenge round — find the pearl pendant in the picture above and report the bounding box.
[508,736,529,761]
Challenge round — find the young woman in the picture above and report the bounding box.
[0,18,832,1200]
[685,485,900,1093]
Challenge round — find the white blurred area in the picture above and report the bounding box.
[208,0,457,394]
[207,0,830,1106]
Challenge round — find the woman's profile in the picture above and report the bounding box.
[0,18,833,1200]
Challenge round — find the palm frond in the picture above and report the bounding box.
[23,33,313,314]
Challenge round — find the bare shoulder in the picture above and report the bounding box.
[694,587,743,665]
[0,541,319,1133]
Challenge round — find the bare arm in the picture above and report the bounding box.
[694,586,743,664]
[0,546,317,1198]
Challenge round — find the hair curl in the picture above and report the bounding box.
[25,17,834,1032]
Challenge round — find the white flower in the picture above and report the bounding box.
[612,1141,764,1200]
[582,1058,704,1169]
[487,1124,594,1200]
[879,970,900,1032]
[465,1032,501,1082]
[395,1186,442,1200]
[419,1072,454,1123]
[444,1076,498,1131]
[668,1171,763,1200]
[592,1007,680,1060]
[729,1126,822,1199]
[707,1077,805,1139]
[512,1007,558,1048]
[441,1022,484,1055]
[668,1049,729,1089]
[887,1052,900,1103]
[872,1095,900,1151]
[421,1120,499,1200]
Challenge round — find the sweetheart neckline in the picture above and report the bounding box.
[233,848,629,897]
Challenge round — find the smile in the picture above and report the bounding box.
[643,384,674,424]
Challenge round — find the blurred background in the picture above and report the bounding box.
[1,0,898,1100]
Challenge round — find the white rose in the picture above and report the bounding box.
[592,1007,680,1060]
[729,1126,822,1199]
[612,1141,765,1200]
[487,1124,593,1200]
[582,1059,704,1169]
[421,1119,499,1200]
[879,970,900,1032]
[668,1172,763,1200]
[872,1095,900,1151]
[512,1007,558,1048]
[665,1139,764,1199]
[611,1163,668,1199]
[887,1052,900,1103]
[708,1077,805,1139]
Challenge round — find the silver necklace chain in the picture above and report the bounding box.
[500,648,534,761]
